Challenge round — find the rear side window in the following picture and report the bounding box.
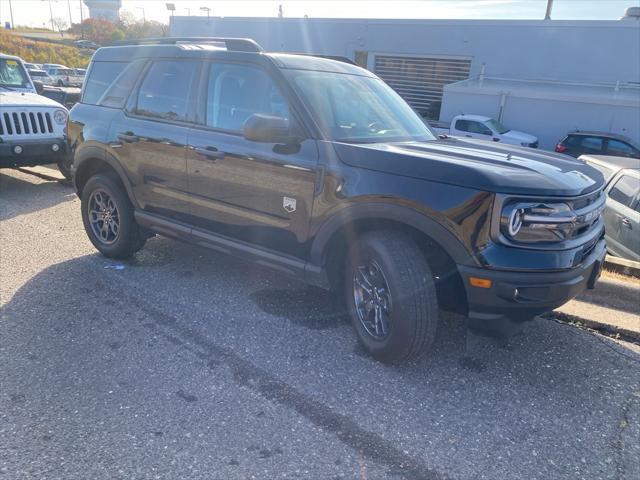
[82,61,128,105]
[98,60,146,109]
[609,175,640,208]
[135,61,198,122]
[577,136,603,152]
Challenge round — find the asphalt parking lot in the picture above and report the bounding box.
[1,166,639,480]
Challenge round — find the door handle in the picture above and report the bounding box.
[621,217,632,229]
[194,146,225,160]
[117,132,139,143]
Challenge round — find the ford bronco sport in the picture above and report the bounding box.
[68,38,607,363]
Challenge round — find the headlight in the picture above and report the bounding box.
[53,109,67,125]
[500,201,587,243]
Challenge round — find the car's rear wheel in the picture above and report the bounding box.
[81,173,146,259]
[344,231,439,363]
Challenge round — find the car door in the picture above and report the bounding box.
[606,138,640,159]
[604,171,640,260]
[108,59,200,221]
[186,62,318,258]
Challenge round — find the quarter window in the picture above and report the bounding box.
[609,175,640,208]
[205,64,289,132]
[135,61,198,122]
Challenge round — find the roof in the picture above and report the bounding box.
[455,114,492,122]
[568,131,640,148]
[444,76,640,108]
[92,40,372,76]
[582,155,640,177]
[0,53,23,61]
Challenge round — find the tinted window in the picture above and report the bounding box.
[99,60,146,109]
[289,70,434,143]
[607,139,637,157]
[136,61,197,122]
[83,61,127,105]
[579,136,603,152]
[0,59,30,88]
[455,119,471,132]
[609,175,640,208]
[205,64,289,132]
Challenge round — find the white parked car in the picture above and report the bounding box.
[28,68,55,85]
[47,67,84,87]
[432,114,539,148]
[0,54,72,178]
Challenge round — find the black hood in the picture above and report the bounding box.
[333,137,604,197]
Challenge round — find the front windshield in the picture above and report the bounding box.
[0,59,30,88]
[484,118,510,134]
[287,70,435,143]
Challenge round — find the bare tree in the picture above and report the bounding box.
[52,17,68,38]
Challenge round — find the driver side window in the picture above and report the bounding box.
[205,63,289,132]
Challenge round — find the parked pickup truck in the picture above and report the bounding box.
[47,67,84,87]
[432,114,539,148]
[0,54,72,178]
[69,38,606,363]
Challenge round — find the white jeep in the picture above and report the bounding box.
[0,54,71,178]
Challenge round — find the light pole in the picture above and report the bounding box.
[184,8,191,16]
[137,6,146,23]
[200,6,210,20]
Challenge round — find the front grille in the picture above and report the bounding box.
[0,110,53,136]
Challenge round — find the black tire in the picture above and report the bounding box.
[81,173,146,259]
[57,80,64,87]
[57,157,72,180]
[344,231,439,363]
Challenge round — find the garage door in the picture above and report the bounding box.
[374,55,471,119]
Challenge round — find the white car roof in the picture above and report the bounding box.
[457,114,493,122]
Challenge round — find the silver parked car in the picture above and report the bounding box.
[583,155,640,261]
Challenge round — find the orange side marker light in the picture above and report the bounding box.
[469,277,492,289]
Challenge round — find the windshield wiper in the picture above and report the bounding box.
[0,85,16,91]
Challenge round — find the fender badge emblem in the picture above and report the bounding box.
[283,196,297,213]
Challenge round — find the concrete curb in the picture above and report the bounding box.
[545,311,640,344]
[604,255,640,279]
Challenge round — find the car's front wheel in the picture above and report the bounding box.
[344,231,439,363]
[81,173,146,259]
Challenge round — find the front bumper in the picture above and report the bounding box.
[458,237,606,335]
[0,138,69,168]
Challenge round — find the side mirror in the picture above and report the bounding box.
[243,114,298,144]
[33,80,44,94]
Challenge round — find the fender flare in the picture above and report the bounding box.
[309,203,478,267]
[74,145,139,209]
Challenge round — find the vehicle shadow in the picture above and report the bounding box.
[0,168,75,221]
[3,245,639,479]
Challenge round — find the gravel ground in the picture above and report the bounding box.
[1,166,639,480]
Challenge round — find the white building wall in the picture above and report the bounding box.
[170,17,640,84]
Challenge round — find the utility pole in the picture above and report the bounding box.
[8,0,15,28]
[544,0,554,20]
[67,0,73,27]
[137,6,146,23]
[44,0,55,31]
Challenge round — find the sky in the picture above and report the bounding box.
[1,0,638,28]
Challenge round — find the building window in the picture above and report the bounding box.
[354,51,368,69]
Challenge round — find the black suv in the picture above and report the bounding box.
[68,38,607,363]
[555,131,640,159]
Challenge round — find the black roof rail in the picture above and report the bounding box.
[109,37,263,53]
